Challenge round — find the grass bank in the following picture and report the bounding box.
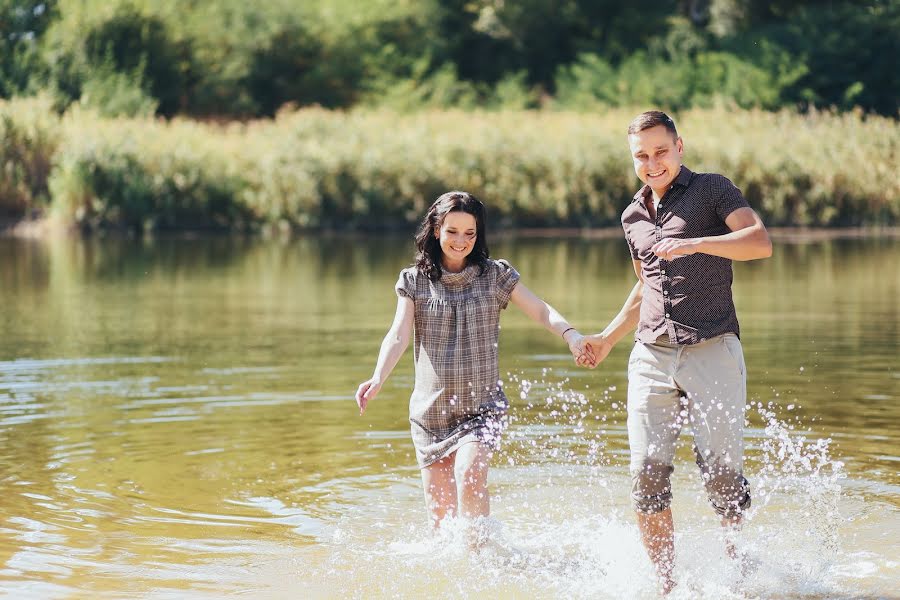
[2,98,897,232]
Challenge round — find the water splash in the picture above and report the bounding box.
[293,374,895,599]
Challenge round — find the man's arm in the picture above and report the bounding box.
[650,207,772,261]
[581,259,644,367]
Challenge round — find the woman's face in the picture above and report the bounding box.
[435,210,477,270]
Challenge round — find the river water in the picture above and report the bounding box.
[0,234,897,599]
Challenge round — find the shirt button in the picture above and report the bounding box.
[665,313,670,318]
[663,290,668,295]
[661,270,666,275]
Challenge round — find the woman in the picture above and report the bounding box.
[355,191,592,533]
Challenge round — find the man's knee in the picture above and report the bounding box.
[631,458,675,514]
[697,459,751,518]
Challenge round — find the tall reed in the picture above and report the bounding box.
[2,99,897,230]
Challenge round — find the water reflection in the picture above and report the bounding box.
[0,234,897,598]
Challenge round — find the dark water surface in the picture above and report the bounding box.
[0,234,897,599]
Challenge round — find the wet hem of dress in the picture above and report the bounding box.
[416,432,491,469]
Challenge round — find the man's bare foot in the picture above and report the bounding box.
[725,540,760,579]
[659,575,676,596]
[725,536,738,560]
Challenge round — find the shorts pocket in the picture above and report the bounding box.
[627,342,647,373]
[720,334,745,376]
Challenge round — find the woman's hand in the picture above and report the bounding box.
[564,330,596,367]
[355,377,382,415]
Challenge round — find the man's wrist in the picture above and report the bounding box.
[598,330,620,348]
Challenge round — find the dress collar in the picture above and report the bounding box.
[440,262,479,287]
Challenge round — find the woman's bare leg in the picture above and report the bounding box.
[421,455,458,527]
[454,442,493,519]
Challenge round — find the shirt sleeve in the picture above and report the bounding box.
[395,268,416,300]
[621,213,640,260]
[712,175,750,222]
[624,229,639,260]
[494,259,521,309]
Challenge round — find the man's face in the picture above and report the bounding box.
[628,125,684,197]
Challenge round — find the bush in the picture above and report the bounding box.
[2,99,897,230]
[40,1,186,117]
[49,109,252,231]
[555,50,789,112]
[78,66,158,118]
[0,96,60,216]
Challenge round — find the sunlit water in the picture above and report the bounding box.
[0,234,897,599]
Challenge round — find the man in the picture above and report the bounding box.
[584,111,772,593]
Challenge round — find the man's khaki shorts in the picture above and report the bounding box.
[627,333,751,517]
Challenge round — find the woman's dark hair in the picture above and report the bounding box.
[415,191,489,281]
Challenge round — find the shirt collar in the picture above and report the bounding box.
[632,166,693,203]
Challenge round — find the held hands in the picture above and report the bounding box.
[580,334,613,369]
[650,237,701,261]
[564,330,597,368]
[355,377,382,415]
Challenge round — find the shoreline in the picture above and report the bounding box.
[2,217,899,242]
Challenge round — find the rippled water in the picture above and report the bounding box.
[0,234,897,598]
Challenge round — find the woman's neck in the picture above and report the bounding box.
[441,257,466,273]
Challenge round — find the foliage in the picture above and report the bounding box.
[555,46,794,111]
[741,2,900,115]
[0,0,56,97]
[0,96,60,216]
[1,0,896,117]
[3,98,897,230]
[47,108,253,230]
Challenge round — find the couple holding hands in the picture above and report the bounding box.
[355,110,772,593]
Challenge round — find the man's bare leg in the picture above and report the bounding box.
[722,514,742,559]
[636,508,676,595]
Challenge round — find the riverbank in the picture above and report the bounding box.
[3,98,898,233]
[5,215,899,244]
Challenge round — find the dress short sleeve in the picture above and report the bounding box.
[493,259,521,309]
[395,267,417,300]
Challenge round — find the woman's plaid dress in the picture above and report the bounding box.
[395,259,520,467]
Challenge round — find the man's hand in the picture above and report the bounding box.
[578,334,614,369]
[650,237,701,261]
[564,330,596,367]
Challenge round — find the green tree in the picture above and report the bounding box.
[434,0,677,91]
[0,0,56,97]
[40,1,187,116]
[82,6,186,116]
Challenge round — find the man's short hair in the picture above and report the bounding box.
[627,111,678,139]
